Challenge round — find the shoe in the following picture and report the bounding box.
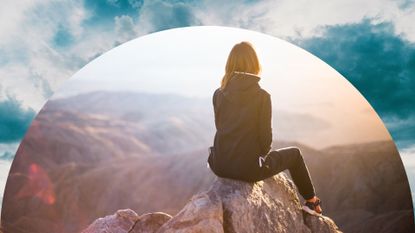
[302,197,322,216]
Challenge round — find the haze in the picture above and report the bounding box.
[53,26,391,148]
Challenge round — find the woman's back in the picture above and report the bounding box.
[207,41,321,215]
[208,72,272,181]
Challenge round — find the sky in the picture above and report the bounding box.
[53,26,391,149]
[0,0,414,201]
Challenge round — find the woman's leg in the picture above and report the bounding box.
[262,146,316,200]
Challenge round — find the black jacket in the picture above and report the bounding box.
[208,72,273,182]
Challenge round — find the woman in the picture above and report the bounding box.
[207,41,322,216]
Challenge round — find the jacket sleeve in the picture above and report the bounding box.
[259,92,273,156]
[213,88,219,129]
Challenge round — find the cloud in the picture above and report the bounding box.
[399,144,415,202]
[2,0,415,112]
[195,0,415,41]
[0,142,19,158]
[82,0,142,27]
[0,151,14,161]
[384,116,415,148]
[1,0,415,152]
[0,96,35,143]
[297,18,415,148]
[0,0,89,109]
[0,0,141,110]
[0,64,56,110]
[52,24,76,47]
[136,0,200,33]
[396,0,415,9]
[114,15,138,45]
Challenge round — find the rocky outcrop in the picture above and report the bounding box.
[82,173,341,233]
[81,209,172,233]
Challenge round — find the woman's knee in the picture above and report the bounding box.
[287,146,303,161]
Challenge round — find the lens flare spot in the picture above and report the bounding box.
[16,163,56,205]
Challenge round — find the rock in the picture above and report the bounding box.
[131,212,173,233]
[81,209,139,233]
[156,193,224,233]
[157,173,341,233]
[304,215,340,233]
[82,173,341,233]
[81,209,172,233]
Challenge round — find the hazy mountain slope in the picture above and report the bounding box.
[274,140,413,233]
[1,91,412,233]
[47,91,216,156]
[3,149,215,233]
[315,141,413,233]
[3,140,413,233]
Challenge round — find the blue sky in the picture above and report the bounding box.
[0,0,415,195]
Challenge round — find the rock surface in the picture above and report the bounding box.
[82,209,172,233]
[82,173,341,233]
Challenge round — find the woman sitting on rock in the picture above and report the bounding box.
[207,41,323,216]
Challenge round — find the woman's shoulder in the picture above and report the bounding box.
[213,86,269,98]
[213,87,222,97]
[258,87,271,97]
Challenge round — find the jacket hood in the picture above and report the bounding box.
[223,72,261,102]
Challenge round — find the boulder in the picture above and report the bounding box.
[81,209,172,233]
[82,173,341,233]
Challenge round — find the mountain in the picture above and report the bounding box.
[309,141,413,233]
[2,141,412,233]
[1,91,412,233]
[46,91,216,157]
[274,140,414,233]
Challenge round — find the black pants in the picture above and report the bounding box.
[259,146,316,200]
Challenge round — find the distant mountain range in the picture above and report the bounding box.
[1,91,412,233]
[46,91,216,157]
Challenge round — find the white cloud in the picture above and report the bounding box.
[115,15,139,43]
[0,0,89,108]
[0,0,38,44]
[0,159,12,208]
[0,0,413,151]
[401,145,415,168]
[400,144,415,203]
[196,0,415,40]
[391,4,415,41]
[0,0,88,46]
[0,64,51,109]
[1,0,415,112]
[0,143,19,156]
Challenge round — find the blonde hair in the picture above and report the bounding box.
[221,41,261,90]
